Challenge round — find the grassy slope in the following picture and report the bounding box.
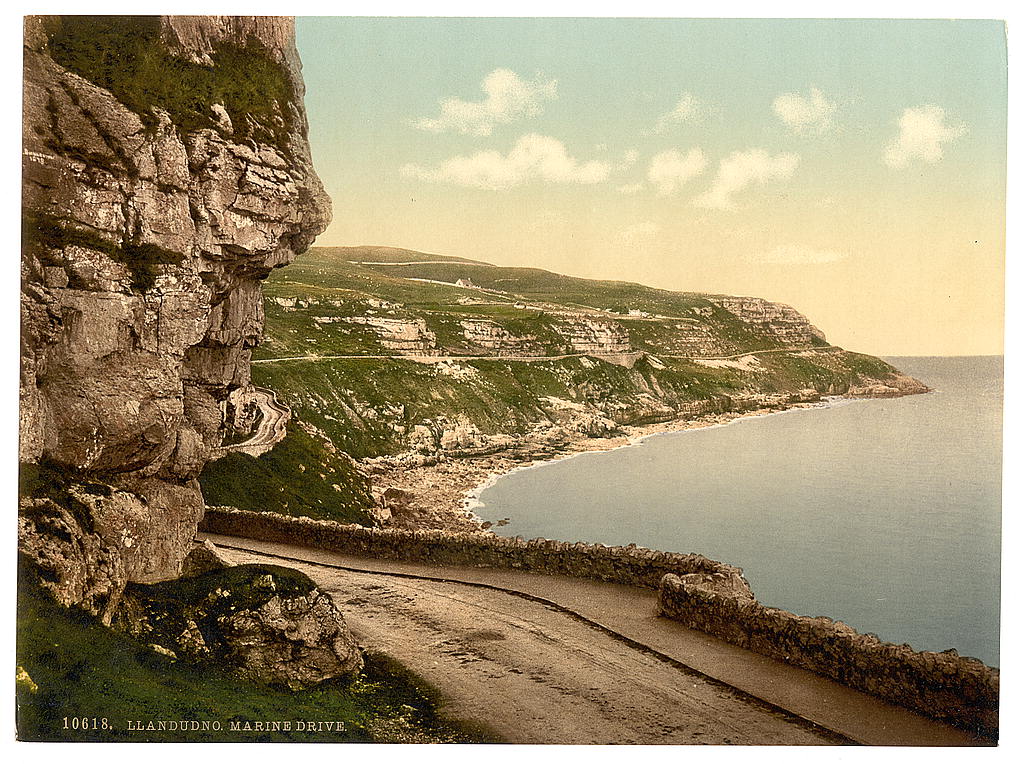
[16,561,491,743]
[199,421,376,523]
[201,245,904,519]
[253,247,794,360]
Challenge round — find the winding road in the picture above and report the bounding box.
[211,387,290,459]
[201,533,985,747]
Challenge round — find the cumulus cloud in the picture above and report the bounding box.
[883,105,966,168]
[412,69,557,137]
[617,182,645,195]
[646,148,707,195]
[399,134,612,190]
[653,93,701,133]
[747,245,847,265]
[772,87,837,134]
[693,149,800,210]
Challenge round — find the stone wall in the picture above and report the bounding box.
[202,507,998,738]
[199,507,749,591]
[659,573,999,738]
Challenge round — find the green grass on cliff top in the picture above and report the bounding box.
[46,15,295,155]
[269,246,714,316]
[16,561,493,743]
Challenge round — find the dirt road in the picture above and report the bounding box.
[216,544,844,745]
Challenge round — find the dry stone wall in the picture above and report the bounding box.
[659,573,998,738]
[202,507,998,738]
[200,507,747,590]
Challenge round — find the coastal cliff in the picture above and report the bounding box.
[198,245,927,529]
[19,16,331,616]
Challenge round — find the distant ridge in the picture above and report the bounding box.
[318,245,491,266]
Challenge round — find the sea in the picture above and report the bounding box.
[475,356,1003,667]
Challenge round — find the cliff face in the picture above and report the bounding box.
[706,296,828,347]
[19,16,330,616]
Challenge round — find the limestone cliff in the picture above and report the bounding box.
[19,15,331,618]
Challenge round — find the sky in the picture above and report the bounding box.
[295,18,1006,356]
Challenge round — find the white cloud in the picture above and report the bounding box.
[646,148,707,195]
[617,182,644,195]
[619,148,640,169]
[399,134,612,190]
[413,69,558,137]
[653,93,701,133]
[694,149,800,210]
[772,87,837,134]
[883,105,966,168]
[747,245,848,265]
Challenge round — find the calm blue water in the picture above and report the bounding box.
[476,356,1003,666]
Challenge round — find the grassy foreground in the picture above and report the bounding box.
[16,564,493,743]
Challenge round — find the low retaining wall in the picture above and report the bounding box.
[199,507,747,591]
[659,574,999,738]
[200,507,998,739]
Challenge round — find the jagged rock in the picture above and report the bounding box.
[20,15,330,606]
[115,564,363,689]
[345,316,438,354]
[180,539,231,577]
[17,474,203,623]
[554,317,631,355]
[460,319,540,355]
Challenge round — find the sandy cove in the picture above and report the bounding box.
[363,396,867,533]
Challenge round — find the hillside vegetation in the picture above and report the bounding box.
[200,246,912,524]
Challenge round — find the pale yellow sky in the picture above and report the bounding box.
[300,18,1007,357]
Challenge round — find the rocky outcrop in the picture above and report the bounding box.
[847,372,930,398]
[115,562,363,688]
[553,318,632,355]
[460,319,539,355]
[180,538,231,577]
[707,296,827,346]
[344,316,438,354]
[20,15,330,612]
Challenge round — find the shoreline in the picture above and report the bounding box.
[461,395,859,523]
[369,388,927,533]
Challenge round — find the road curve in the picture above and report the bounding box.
[210,387,290,459]
[200,533,985,747]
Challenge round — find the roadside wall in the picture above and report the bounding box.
[199,507,747,590]
[200,507,999,739]
[659,573,999,738]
